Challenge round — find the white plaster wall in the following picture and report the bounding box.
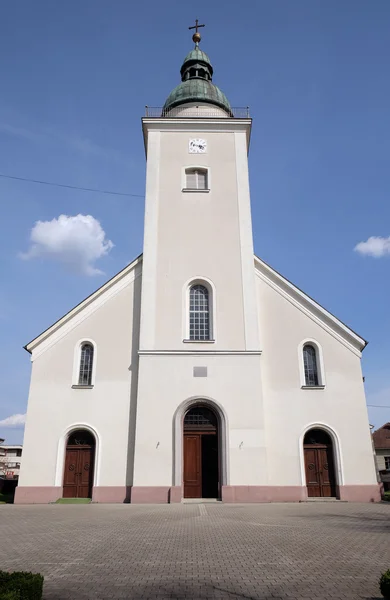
[155,128,244,349]
[134,119,265,489]
[19,273,141,488]
[133,354,266,487]
[140,123,259,352]
[165,103,229,118]
[256,272,378,487]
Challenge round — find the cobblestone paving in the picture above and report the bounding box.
[1,502,389,599]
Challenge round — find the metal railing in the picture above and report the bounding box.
[144,106,250,118]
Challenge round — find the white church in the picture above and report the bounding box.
[16,29,380,504]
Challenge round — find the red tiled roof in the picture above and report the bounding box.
[372,423,390,449]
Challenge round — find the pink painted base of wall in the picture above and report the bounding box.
[14,487,62,504]
[222,486,307,503]
[92,486,127,503]
[130,486,171,503]
[337,484,382,502]
[169,486,182,503]
[13,484,382,504]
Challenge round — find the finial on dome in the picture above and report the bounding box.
[188,19,205,47]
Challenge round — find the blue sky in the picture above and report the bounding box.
[1,0,390,443]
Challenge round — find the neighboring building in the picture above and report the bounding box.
[0,444,22,480]
[16,29,380,505]
[373,423,390,492]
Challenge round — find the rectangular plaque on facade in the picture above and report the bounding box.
[193,366,207,378]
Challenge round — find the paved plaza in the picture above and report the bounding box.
[1,502,389,599]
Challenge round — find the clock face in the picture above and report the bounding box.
[189,138,207,153]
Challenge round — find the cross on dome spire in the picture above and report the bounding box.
[188,19,205,46]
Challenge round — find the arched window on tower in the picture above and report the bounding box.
[189,284,210,341]
[78,343,94,386]
[303,344,319,387]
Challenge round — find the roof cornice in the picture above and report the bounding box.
[254,255,367,356]
[142,117,252,156]
[25,254,143,358]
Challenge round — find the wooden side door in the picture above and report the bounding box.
[183,434,201,498]
[63,448,80,498]
[77,447,93,498]
[318,447,335,498]
[304,447,321,497]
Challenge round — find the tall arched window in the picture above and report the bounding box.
[189,284,210,340]
[78,343,94,386]
[303,344,319,387]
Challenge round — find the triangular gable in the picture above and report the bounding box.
[25,254,143,356]
[25,252,366,359]
[254,255,367,356]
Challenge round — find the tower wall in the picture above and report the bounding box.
[132,118,267,500]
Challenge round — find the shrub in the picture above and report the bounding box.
[0,571,44,600]
[384,491,390,502]
[380,569,390,599]
[0,590,20,600]
[0,592,19,600]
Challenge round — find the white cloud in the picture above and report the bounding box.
[20,214,114,276]
[354,236,390,258]
[0,413,26,428]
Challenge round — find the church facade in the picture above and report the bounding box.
[16,33,380,504]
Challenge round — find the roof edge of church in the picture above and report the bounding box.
[24,252,366,356]
[24,253,143,354]
[254,255,367,352]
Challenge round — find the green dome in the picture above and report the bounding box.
[182,48,212,68]
[163,43,231,115]
[163,78,232,114]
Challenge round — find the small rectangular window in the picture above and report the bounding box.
[185,168,208,190]
[197,170,207,189]
[385,456,390,470]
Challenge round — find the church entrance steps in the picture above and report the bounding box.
[55,497,92,504]
[305,497,344,502]
[182,498,220,504]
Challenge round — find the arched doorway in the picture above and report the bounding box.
[63,429,95,498]
[183,406,219,499]
[304,429,336,497]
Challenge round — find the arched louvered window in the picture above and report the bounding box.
[185,168,208,190]
[303,344,319,387]
[189,284,210,340]
[78,343,94,386]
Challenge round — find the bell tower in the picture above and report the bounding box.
[131,26,266,502]
[139,27,259,352]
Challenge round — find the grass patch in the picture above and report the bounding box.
[383,491,390,502]
[55,497,91,504]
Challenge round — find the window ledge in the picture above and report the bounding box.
[71,385,94,389]
[182,188,210,193]
[301,385,325,390]
[183,339,215,344]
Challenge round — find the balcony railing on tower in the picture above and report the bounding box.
[144,106,250,118]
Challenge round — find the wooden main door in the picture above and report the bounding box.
[183,406,219,499]
[63,430,95,498]
[183,434,202,498]
[304,429,336,498]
